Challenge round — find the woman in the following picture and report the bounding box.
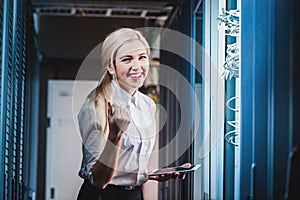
[77,28,188,200]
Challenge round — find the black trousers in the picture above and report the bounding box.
[77,179,144,200]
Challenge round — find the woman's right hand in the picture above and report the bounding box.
[107,103,130,144]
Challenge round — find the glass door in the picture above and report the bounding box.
[192,0,240,199]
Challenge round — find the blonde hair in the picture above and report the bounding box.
[91,28,150,135]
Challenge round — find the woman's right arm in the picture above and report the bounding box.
[90,104,130,189]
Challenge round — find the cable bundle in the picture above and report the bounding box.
[224,96,239,146]
[217,8,240,36]
[217,9,240,146]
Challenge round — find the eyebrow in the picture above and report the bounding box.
[119,52,147,59]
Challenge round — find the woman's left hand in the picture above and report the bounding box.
[148,163,191,182]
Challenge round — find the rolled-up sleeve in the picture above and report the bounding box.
[78,99,107,183]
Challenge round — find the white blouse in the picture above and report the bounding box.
[78,81,157,186]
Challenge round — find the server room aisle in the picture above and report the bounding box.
[0,0,299,200]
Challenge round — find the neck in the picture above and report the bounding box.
[113,80,137,96]
[123,87,136,96]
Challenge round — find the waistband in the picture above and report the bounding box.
[107,184,141,191]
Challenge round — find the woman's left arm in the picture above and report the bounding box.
[148,163,191,182]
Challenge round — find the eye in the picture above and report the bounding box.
[139,55,148,60]
[121,57,132,63]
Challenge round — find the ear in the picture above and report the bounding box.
[106,65,115,75]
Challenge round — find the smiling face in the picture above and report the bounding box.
[110,40,150,95]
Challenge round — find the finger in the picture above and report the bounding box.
[178,172,186,180]
[114,107,131,131]
[111,106,115,116]
[108,102,115,117]
[181,173,186,180]
[108,102,112,115]
[181,163,192,168]
[118,107,130,122]
[160,173,169,180]
[159,173,166,178]
[175,172,180,179]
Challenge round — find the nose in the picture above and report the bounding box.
[131,58,142,71]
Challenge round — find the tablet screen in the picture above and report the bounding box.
[148,164,201,176]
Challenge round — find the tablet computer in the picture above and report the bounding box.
[148,164,201,176]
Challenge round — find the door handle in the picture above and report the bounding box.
[249,163,256,200]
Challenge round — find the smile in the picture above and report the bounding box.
[129,73,143,80]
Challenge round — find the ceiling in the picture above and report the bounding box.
[32,0,178,61]
[31,0,177,8]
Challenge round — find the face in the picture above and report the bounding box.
[111,40,149,95]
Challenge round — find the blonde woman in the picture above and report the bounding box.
[77,28,187,200]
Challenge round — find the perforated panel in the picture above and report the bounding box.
[0,0,27,199]
[0,0,2,114]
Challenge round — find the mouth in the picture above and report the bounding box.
[129,73,144,81]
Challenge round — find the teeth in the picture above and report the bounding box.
[131,74,142,78]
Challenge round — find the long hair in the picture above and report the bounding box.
[90,28,150,135]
